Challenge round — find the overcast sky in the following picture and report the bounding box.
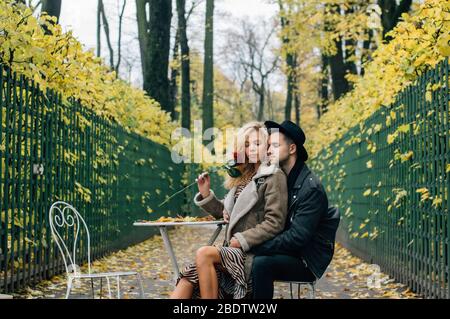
[56,0,281,89]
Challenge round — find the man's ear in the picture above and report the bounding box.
[289,143,297,155]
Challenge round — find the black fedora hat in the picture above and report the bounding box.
[265,120,309,162]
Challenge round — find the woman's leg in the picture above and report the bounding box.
[196,246,222,299]
[170,278,194,299]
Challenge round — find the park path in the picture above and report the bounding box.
[13,226,419,299]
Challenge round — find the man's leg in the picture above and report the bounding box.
[252,256,276,299]
[252,255,316,299]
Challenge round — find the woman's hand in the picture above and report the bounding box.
[223,209,230,223]
[197,172,211,198]
[230,238,241,249]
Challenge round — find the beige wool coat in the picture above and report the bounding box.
[193,163,288,282]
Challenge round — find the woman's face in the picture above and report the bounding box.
[245,129,267,164]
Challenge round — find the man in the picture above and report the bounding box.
[251,120,340,299]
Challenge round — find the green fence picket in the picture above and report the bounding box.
[0,63,225,294]
[311,58,449,299]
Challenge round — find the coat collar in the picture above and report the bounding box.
[292,163,311,190]
[287,164,312,212]
[252,162,279,180]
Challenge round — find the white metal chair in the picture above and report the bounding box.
[49,201,145,299]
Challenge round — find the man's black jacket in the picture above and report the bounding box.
[251,164,340,279]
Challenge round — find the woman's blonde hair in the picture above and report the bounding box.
[224,122,269,190]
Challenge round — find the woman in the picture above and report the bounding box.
[170,122,288,299]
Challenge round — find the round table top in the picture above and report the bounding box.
[133,220,226,227]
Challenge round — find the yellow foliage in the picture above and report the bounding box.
[400,151,414,162]
[432,197,443,208]
[304,0,449,157]
[0,0,175,146]
[416,187,431,201]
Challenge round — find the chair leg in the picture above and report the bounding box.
[100,278,103,299]
[106,277,112,299]
[65,277,73,299]
[289,283,294,299]
[136,273,145,299]
[116,276,120,299]
[91,278,95,299]
[311,284,316,299]
[298,283,301,299]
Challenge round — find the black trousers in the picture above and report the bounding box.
[251,255,316,299]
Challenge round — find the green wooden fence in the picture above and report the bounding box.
[311,58,449,298]
[0,63,224,294]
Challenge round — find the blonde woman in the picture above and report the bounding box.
[170,122,288,299]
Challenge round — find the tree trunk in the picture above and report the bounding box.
[96,0,102,57]
[40,0,62,35]
[343,6,357,82]
[115,0,127,76]
[279,1,295,122]
[41,0,62,23]
[378,0,412,41]
[360,28,374,76]
[99,0,115,70]
[136,0,173,116]
[294,92,300,126]
[169,28,180,120]
[318,53,329,118]
[267,89,274,120]
[202,0,214,146]
[257,83,265,121]
[324,4,349,101]
[176,0,191,130]
[136,0,148,85]
[328,37,349,101]
[284,52,295,121]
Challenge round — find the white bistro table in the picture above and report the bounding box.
[133,220,226,281]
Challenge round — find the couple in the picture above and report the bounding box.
[170,120,339,299]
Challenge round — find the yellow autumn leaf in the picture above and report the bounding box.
[437,33,450,57]
[432,197,443,208]
[425,89,432,102]
[390,111,397,121]
[397,124,410,134]
[416,188,429,194]
[416,188,430,201]
[386,116,392,127]
[400,151,414,162]
[387,133,397,145]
